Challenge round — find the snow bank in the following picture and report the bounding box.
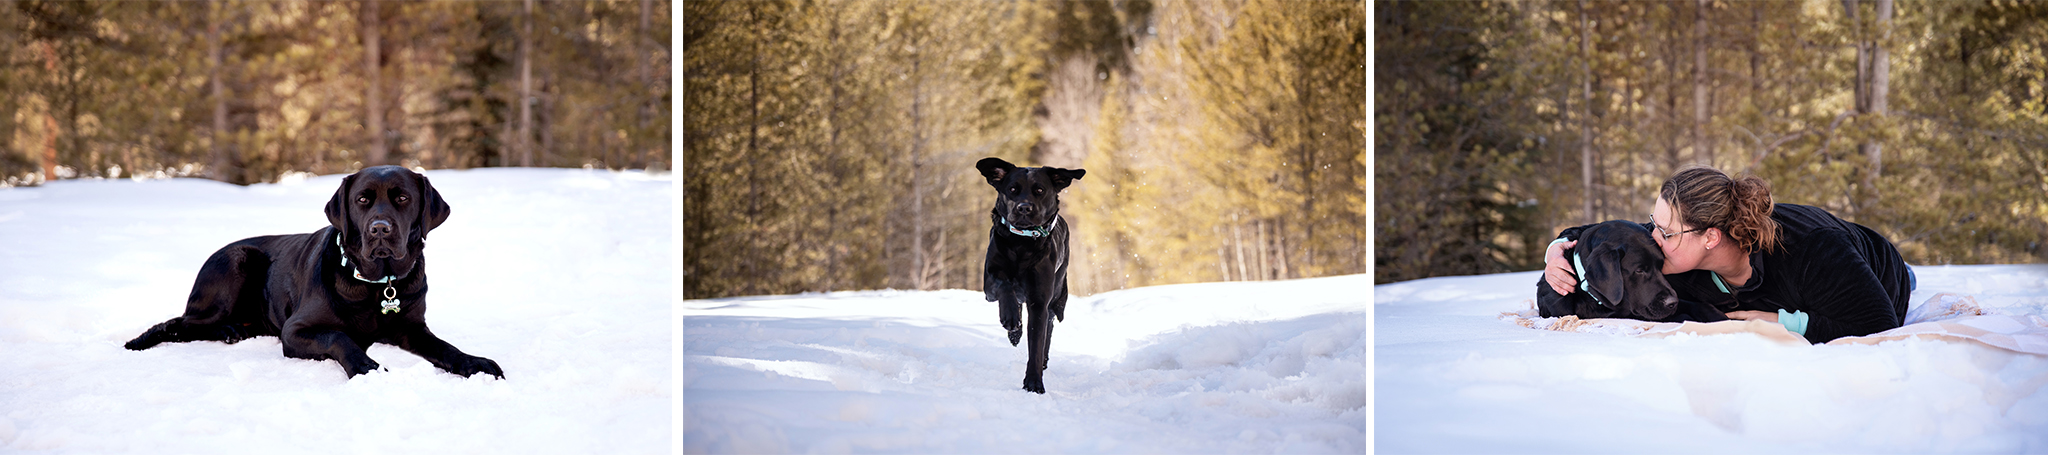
[683,275,1369,454]
[1376,266,2048,453]
[0,169,672,453]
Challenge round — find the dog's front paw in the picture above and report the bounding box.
[123,327,166,351]
[1022,376,1046,394]
[450,355,505,379]
[1001,311,1022,346]
[344,358,383,378]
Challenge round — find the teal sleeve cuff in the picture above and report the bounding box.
[1779,309,1809,336]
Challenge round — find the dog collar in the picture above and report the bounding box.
[1571,252,1609,308]
[336,235,403,314]
[1002,215,1058,238]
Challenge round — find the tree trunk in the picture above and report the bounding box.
[1844,0,1890,211]
[1693,0,1710,166]
[32,41,56,182]
[910,58,928,291]
[1216,225,1230,281]
[1274,218,1290,280]
[1296,45,1316,273]
[1665,10,1681,171]
[62,43,82,180]
[519,0,536,168]
[639,0,659,169]
[1749,4,1761,111]
[1864,0,1890,209]
[210,0,231,182]
[362,0,385,167]
[1233,215,1248,281]
[1255,219,1269,280]
[742,6,762,296]
[824,10,843,292]
[1578,0,1595,225]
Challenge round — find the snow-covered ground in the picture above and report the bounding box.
[682,275,1369,453]
[1376,265,2048,454]
[0,168,672,453]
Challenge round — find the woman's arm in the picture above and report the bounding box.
[1542,225,1594,295]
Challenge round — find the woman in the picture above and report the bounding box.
[1543,167,1915,343]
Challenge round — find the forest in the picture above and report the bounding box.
[1377,0,2048,284]
[683,0,1367,298]
[0,0,670,187]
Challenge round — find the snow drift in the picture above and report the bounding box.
[1376,266,2048,453]
[0,169,672,454]
[682,275,1369,454]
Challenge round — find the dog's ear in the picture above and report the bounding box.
[1046,167,1086,190]
[414,171,452,237]
[325,172,360,237]
[1604,246,1627,305]
[976,157,1017,187]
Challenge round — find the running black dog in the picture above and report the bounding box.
[1537,220,1726,323]
[976,157,1084,394]
[125,166,502,379]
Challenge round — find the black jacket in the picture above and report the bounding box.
[1556,203,1912,343]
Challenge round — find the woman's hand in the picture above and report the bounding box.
[1725,310,1779,323]
[1544,240,1578,295]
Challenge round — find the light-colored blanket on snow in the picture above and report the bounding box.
[1502,293,2048,355]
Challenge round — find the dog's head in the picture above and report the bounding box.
[325,165,450,280]
[1575,220,1682,320]
[976,157,1084,232]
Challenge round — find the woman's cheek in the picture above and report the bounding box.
[1662,251,1692,274]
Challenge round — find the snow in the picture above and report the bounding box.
[1376,265,2048,454]
[682,275,1369,453]
[0,169,672,454]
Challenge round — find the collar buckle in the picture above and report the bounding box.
[337,234,403,314]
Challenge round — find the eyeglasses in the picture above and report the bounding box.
[1650,214,1707,241]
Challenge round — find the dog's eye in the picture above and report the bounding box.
[355,196,369,205]
[395,195,409,204]
[1034,188,1044,195]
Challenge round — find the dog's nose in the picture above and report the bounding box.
[368,220,393,237]
[1017,203,1036,216]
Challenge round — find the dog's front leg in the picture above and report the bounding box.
[282,328,380,377]
[1021,302,1054,394]
[392,323,504,379]
[1000,296,1024,346]
[988,275,1024,346]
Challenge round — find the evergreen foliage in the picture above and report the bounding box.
[1376,0,2048,284]
[0,0,671,187]
[684,0,1367,298]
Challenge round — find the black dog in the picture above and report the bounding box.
[1536,220,1726,323]
[976,157,1084,394]
[125,166,503,379]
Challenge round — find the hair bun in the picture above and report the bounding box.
[1732,176,1779,253]
[1660,167,1780,254]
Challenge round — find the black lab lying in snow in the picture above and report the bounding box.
[125,166,503,379]
[976,157,1084,394]
[1537,220,1727,323]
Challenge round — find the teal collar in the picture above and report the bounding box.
[336,235,404,314]
[1571,252,1608,307]
[1711,272,1730,294]
[1002,215,1058,238]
